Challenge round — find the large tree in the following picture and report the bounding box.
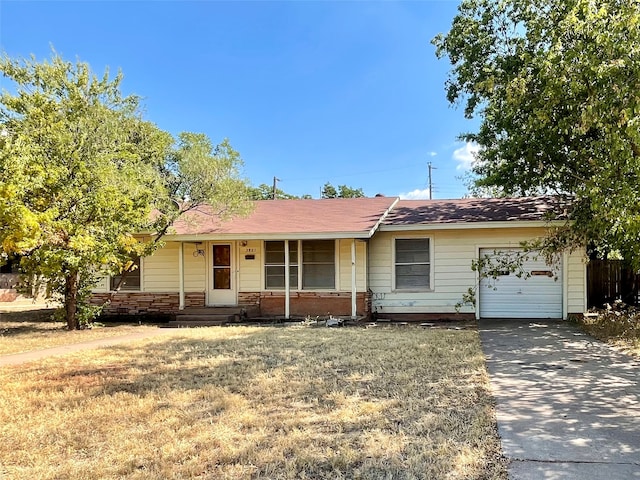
[248,183,300,200]
[433,0,640,267]
[0,52,250,329]
[321,182,365,198]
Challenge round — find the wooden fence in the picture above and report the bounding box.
[587,259,640,308]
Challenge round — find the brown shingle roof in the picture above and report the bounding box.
[170,197,398,238]
[384,196,570,226]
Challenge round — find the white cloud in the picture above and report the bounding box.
[452,142,480,170]
[399,188,431,200]
[428,151,437,157]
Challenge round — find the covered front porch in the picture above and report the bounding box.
[92,237,371,320]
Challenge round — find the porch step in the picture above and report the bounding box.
[165,307,245,328]
[162,319,228,328]
[175,314,236,322]
[179,307,243,316]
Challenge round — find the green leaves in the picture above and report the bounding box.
[435,0,640,268]
[321,182,365,198]
[0,51,251,328]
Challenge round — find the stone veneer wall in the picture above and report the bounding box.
[90,292,205,314]
[90,290,369,318]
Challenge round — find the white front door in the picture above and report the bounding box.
[208,242,236,306]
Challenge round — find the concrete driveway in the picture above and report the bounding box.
[479,319,640,479]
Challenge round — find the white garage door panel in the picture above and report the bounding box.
[479,248,562,319]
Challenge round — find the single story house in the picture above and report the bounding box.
[91,195,587,320]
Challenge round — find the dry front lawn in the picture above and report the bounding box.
[578,310,640,357]
[0,309,157,355]
[0,325,506,479]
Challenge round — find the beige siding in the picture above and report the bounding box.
[369,227,586,318]
[567,250,587,314]
[337,239,367,291]
[93,273,109,293]
[238,240,262,292]
[143,242,180,292]
[183,243,207,292]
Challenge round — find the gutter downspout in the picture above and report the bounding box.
[178,242,185,310]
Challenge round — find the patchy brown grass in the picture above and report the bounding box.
[0,325,506,479]
[577,310,640,357]
[0,309,157,355]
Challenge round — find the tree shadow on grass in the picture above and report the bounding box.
[9,327,506,479]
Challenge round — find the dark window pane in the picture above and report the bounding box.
[265,265,298,289]
[265,241,299,290]
[265,250,285,264]
[301,240,335,289]
[213,245,230,267]
[214,268,231,289]
[395,239,430,290]
[396,239,429,263]
[110,257,141,291]
[396,264,430,289]
[302,264,335,289]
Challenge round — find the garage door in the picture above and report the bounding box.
[479,248,562,318]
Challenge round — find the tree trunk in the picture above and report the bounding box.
[65,270,80,330]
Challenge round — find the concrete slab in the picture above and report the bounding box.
[479,319,640,479]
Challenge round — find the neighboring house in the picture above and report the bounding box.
[91,196,587,320]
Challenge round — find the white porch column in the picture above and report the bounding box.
[178,242,185,310]
[351,239,357,319]
[284,240,290,319]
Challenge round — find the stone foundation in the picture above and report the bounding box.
[90,290,368,318]
[90,292,205,314]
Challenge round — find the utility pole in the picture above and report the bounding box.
[272,176,280,200]
[428,162,436,200]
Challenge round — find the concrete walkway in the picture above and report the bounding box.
[0,329,175,367]
[479,319,640,479]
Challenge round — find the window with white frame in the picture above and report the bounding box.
[302,240,335,289]
[110,257,141,291]
[395,238,431,290]
[264,240,335,290]
[264,241,298,289]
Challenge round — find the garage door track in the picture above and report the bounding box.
[479,319,640,479]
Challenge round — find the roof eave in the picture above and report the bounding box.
[380,220,569,231]
[161,231,373,242]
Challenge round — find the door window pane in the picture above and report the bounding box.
[213,245,231,290]
[214,267,231,289]
[213,245,230,267]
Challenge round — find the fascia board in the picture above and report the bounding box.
[379,220,569,232]
[368,197,400,238]
[161,232,371,242]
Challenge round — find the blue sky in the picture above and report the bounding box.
[0,0,477,199]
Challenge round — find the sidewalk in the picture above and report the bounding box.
[0,328,175,367]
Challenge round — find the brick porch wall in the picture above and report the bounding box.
[90,292,205,314]
[258,291,367,317]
